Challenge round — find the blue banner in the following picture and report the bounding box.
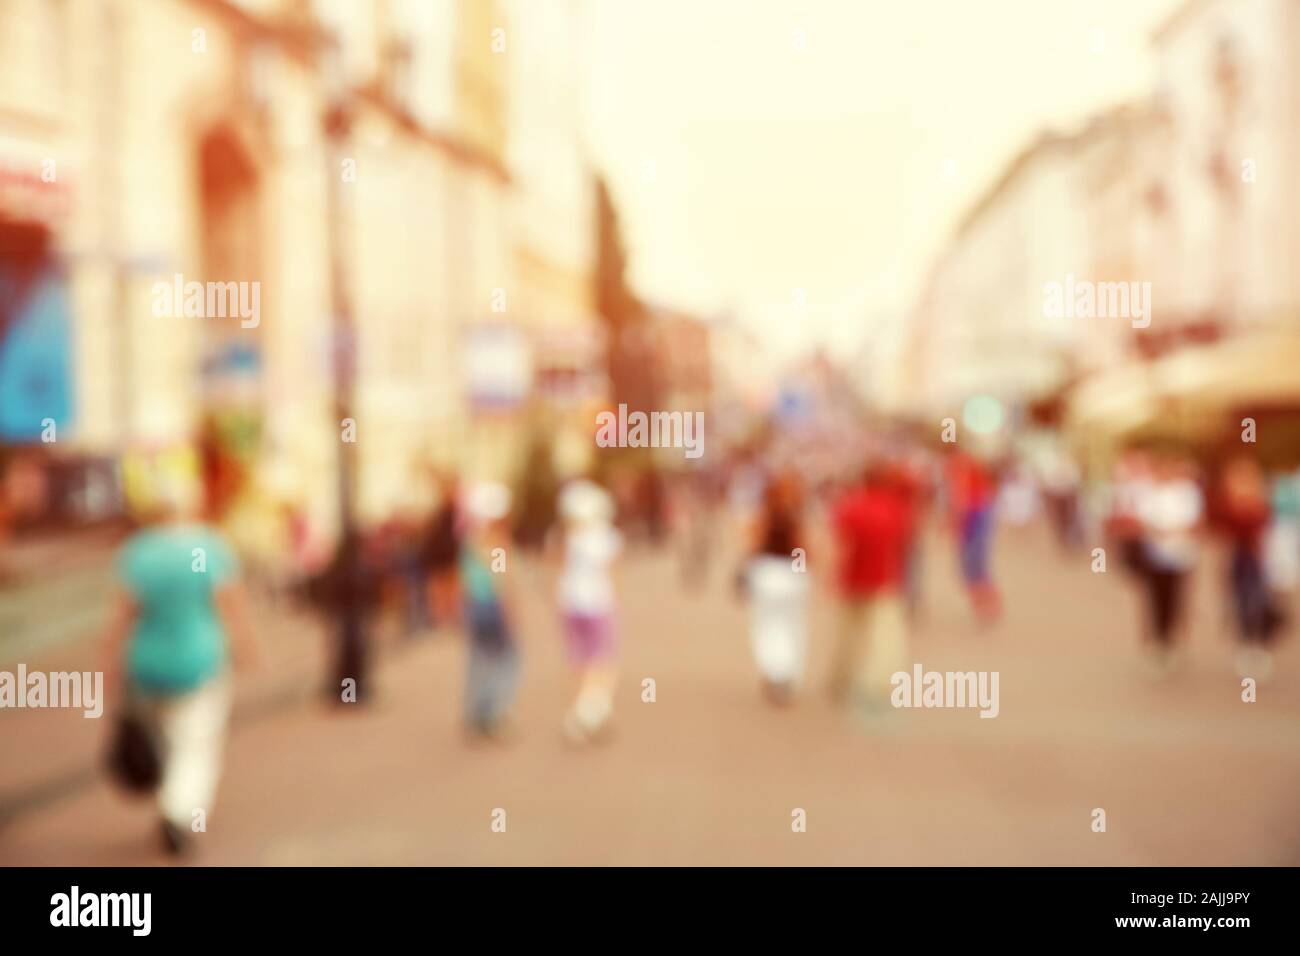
[0,267,75,442]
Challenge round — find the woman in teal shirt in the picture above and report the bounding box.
[104,472,256,855]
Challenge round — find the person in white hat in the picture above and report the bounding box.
[556,478,622,743]
[458,481,520,740]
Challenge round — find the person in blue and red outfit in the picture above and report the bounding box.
[943,446,1002,623]
[1215,456,1285,680]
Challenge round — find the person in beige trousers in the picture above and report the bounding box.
[829,462,915,715]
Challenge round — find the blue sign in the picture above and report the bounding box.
[774,385,813,424]
[0,267,74,442]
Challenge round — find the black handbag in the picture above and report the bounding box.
[106,713,161,794]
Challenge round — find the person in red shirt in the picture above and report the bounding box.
[828,461,914,712]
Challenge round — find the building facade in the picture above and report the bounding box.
[0,0,604,543]
[902,0,1300,456]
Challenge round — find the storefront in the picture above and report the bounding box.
[1066,328,1300,470]
[0,219,73,444]
[0,155,107,531]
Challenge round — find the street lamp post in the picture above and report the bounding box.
[323,54,356,536]
[321,42,368,704]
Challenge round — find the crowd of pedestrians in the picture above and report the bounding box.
[97,423,1296,856]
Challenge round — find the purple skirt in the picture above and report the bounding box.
[564,612,617,664]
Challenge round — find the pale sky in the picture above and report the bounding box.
[579,0,1184,360]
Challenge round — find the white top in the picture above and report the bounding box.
[1113,476,1152,517]
[1138,480,1203,570]
[558,523,623,614]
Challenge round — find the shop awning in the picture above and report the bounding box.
[1151,330,1300,409]
[1066,328,1300,441]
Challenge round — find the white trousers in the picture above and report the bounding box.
[135,677,232,828]
[747,556,810,684]
[1265,521,1300,591]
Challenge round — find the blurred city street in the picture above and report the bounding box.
[4,523,1297,866]
[4,0,1300,872]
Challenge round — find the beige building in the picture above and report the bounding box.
[318,0,514,508]
[1067,0,1300,455]
[495,0,604,481]
[1,0,611,541]
[903,128,1091,419]
[905,0,1300,448]
[3,0,341,526]
[1147,0,1300,333]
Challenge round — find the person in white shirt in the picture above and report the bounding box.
[744,470,809,705]
[1135,455,1203,672]
[556,479,623,743]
